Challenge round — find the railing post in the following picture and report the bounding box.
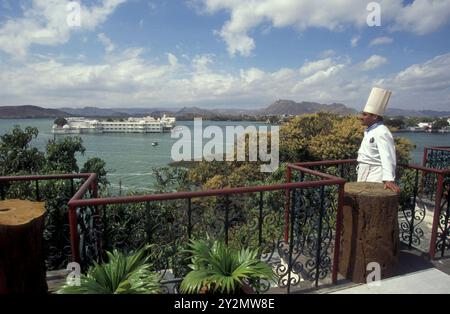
[332,183,345,284]
[145,202,152,243]
[409,169,419,249]
[91,178,98,198]
[0,183,5,200]
[35,180,40,201]
[258,191,263,247]
[441,183,450,257]
[68,204,81,264]
[70,178,74,197]
[225,195,229,246]
[429,174,444,259]
[314,185,325,287]
[284,165,292,243]
[286,187,296,294]
[187,198,192,239]
[422,147,429,167]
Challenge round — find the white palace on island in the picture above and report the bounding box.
[52,115,176,134]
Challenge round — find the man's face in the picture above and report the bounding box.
[359,112,378,127]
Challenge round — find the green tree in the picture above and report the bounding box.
[45,136,86,173]
[81,157,109,186]
[432,118,449,130]
[385,117,405,130]
[53,117,68,127]
[0,126,45,175]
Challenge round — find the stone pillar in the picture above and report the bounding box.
[339,182,399,283]
[0,199,48,293]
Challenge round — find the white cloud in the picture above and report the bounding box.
[319,49,336,58]
[393,0,450,35]
[300,58,335,76]
[193,0,450,56]
[369,36,394,47]
[1,49,449,110]
[389,53,450,91]
[167,53,178,67]
[351,36,360,48]
[98,33,115,53]
[359,55,388,71]
[0,0,126,58]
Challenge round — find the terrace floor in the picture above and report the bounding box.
[46,243,450,294]
[315,244,450,294]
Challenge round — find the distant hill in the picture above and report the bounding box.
[0,105,68,118]
[3,104,449,119]
[386,108,450,117]
[60,106,129,117]
[116,107,180,115]
[257,100,357,115]
[175,106,216,116]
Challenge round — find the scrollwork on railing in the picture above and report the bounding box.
[436,182,450,257]
[398,169,426,250]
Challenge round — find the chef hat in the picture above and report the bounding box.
[363,87,392,116]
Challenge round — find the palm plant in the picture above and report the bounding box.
[57,245,162,294]
[180,239,275,294]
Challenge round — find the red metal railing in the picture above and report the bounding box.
[402,163,450,258]
[1,155,448,289]
[285,160,352,284]
[423,146,450,168]
[0,173,95,201]
[285,158,450,260]
[68,174,345,283]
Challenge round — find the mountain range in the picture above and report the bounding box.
[0,101,449,119]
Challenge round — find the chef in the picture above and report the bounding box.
[357,87,401,193]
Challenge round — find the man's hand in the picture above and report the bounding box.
[384,181,400,193]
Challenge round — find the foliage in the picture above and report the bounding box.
[308,115,364,160]
[385,117,406,130]
[152,166,191,193]
[81,157,109,186]
[0,126,45,175]
[45,136,85,173]
[0,126,109,270]
[432,118,449,130]
[54,117,68,127]
[279,113,336,162]
[180,239,275,294]
[57,245,162,294]
[404,116,434,127]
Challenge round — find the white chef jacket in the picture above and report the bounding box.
[357,122,396,182]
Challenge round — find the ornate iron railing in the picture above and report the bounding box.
[67,170,346,293]
[2,153,448,293]
[286,159,450,260]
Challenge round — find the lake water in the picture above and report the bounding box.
[0,119,270,192]
[0,119,448,192]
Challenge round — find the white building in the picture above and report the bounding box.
[52,115,176,134]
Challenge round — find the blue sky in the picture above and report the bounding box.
[0,0,450,111]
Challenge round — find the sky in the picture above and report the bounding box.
[0,0,450,111]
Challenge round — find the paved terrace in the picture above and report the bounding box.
[47,243,450,294]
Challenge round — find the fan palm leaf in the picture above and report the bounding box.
[58,245,162,294]
[180,239,275,294]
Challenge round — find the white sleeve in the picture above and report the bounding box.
[375,129,396,181]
